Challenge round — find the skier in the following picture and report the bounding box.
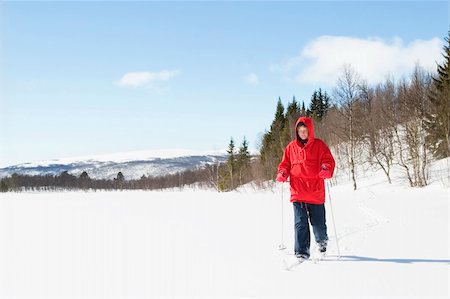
[276,116,336,260]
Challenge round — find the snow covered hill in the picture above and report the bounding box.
[0,149,239,180]
[0,157,448,297]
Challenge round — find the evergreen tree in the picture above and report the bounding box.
[318,88,331,117]
[79,171,90,181]
[308,88,331,121]
[259,130,272,168]
[113,171,125,189]
[301,101,306,116]
[259,97,286,180]
[425,30,450,158]
[226,137,236,189]
[79,171,91,189]
[282,96,301,142]
[236,136,251,185]
[309,90,321,120]
[115,172,125,181]
[272,97,286,131]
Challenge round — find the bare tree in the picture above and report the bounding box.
[361,78,396,183]
[394,65,432,187]
[332,64,364,190]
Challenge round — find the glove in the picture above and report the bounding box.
[318,165,332,179]
[276,170,288,182]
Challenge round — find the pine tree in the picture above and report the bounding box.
[236,136,251,186]
[79,171,91,189]
[301,101,306,115]
[272,97,286,132]
[79,171,90,180]
[226,137,236,189]
[260,97,286,180]
[318,88,331,117]
[425,30,450,158]
[115,172,125,181]
[113,171,125,189]
[309,90,321,120]
[282,96,301,142]
[308,88,331,121]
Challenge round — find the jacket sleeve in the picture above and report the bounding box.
[319,141,336,178]
[277,145,291,178]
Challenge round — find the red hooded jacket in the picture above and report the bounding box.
[277,116,336,204]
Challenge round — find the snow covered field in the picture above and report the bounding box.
[0,159,448,298]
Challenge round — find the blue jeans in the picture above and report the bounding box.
[293,201,328,256]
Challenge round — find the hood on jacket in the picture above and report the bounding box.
[294,116,315,147]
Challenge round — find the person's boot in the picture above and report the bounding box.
[295,250,310,260]
[295,253,310,262]
[317,240,327,253]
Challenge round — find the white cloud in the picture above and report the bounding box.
[243,72,259,85]
[271,35,444,86]
[115,69,180,88]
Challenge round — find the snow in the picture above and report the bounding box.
[9,148,231,168]
[0,149,234,180]
[0,159,448,297]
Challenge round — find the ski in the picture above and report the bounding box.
[311,251,326,263]
[279,247,331,270]
[282,256,309,271]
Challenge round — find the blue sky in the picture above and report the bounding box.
[0,1,448,167]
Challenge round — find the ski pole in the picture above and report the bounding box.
[326,179,341,259]
[278,181,288,250]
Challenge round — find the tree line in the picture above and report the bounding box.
[0,166,220,192]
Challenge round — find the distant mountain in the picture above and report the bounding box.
[0,149,257,180]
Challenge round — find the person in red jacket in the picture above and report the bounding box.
[276,116,335,259]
